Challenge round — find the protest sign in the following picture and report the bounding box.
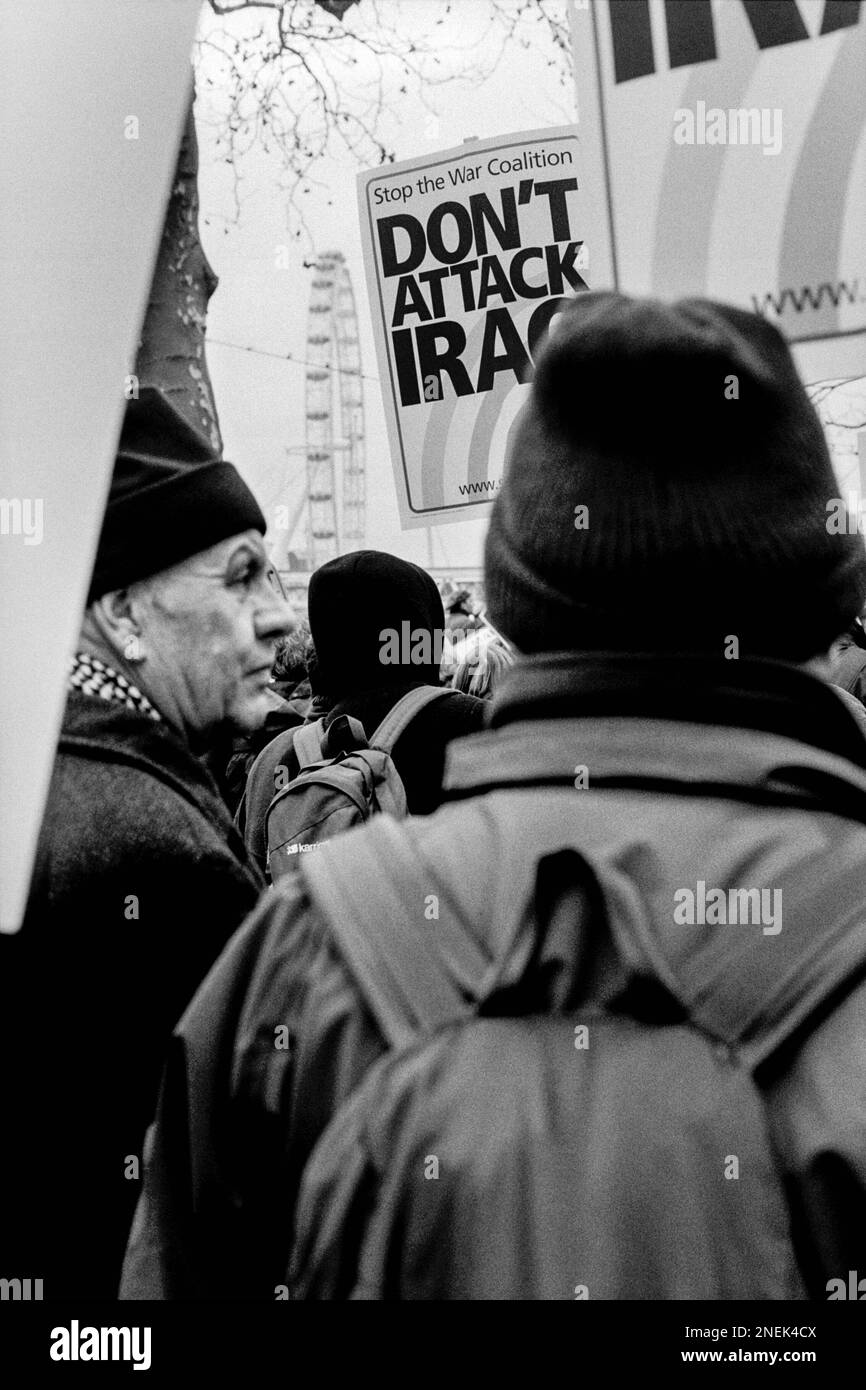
[570,0,866,386]
[0,0,201,933]
[358,127,589,528]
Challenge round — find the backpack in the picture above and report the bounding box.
[263,685,455,882]
[288,813,866,1300]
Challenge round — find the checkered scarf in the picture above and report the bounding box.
[69,651,162,723]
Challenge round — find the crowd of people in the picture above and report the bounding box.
[4,291,866,1301]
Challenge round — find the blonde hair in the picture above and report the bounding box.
[452,634,514,699]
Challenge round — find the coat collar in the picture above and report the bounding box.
[488,652,866,768]
[59,691,258,873]
[443,653,866,825]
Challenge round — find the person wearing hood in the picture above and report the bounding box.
[122,295,866,1300]
[0,388,291,1299]
[239,548,486,873]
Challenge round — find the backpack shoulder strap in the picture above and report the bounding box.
[292,719,326,770]
[306,808,866,1071]
[370,685,456,753]
[236,723,302,839]
[300,814,491,1048]
[638,831,866,1074]
[305,773,866,1070]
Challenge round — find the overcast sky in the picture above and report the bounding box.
[193,0,574,574]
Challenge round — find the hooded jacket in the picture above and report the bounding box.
[0,690,265,1299]
[238,549,486,868]
[307,549,447,695]
[120,654,866,1300]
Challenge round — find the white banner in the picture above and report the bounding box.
[571,0,866,384]
[357,127,591,528]
[0,0,202,933]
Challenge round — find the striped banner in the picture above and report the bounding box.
[571,0,866,352]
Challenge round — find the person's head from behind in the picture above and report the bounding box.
[485,291,866,667]
[82,389,292,746]
[306,549,445,700]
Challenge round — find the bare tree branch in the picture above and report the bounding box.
[197,0,570,246]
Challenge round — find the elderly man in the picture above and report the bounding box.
[0,388,291,1299]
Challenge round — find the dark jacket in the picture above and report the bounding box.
[239,681,486,873]
[0,691,265,1299]
[120,654,866,1300]
[206,688,306,816]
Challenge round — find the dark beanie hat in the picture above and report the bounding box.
[87,388,266,604]
[484,291,866,662]
[307,549,445,694]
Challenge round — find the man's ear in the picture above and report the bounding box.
[88,589,142,662]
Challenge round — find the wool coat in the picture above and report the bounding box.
[0,690,265,1299]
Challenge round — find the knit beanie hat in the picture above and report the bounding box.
[87,387,266,604]
[484,292,866,662]
[307,549,445,694]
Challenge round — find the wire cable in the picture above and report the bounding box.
[207,336,381,384]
